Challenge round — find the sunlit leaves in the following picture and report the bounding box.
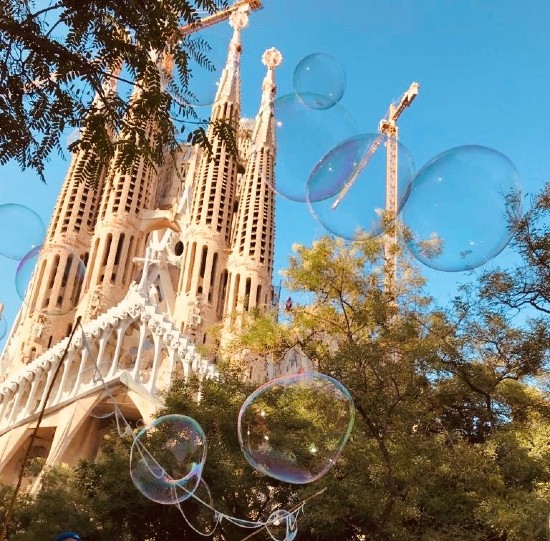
[0,0,234,184]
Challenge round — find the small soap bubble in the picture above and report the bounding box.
[177,478,218,536]
[266,509,298,541]
[130,414,207,505]
[307,133,415,240]
[293,53,346,110]
[402,145,522,272]
[15,246,87,316]
[273,93,358,202]
[0,204,45,260]
[238,372,355,484]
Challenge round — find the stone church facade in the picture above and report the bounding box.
[0,8,289,486]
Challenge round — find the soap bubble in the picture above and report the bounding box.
[177,478,219,536]
[0,204,45,260]
[273,94,358,202]
[402,145,522,272]
[307,133,415,240]
[181,23,233,108]
[0,316,6,341]
[15,246,87,316]
[238,372,355,484]
[266,509,298,541]
[130,414,206,505]
[77,358,118,419]
[293,53,346,110]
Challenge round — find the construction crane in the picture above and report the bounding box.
[179,0,263,36]
[160,1,263,78]
[331,82,419,293]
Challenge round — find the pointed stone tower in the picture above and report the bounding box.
[5,77,118,370]
[224,48,281,331]
[173,10,249,343]
[76,86,161,323]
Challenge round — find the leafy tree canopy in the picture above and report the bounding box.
[0,0,234,183]
[2,237,550,540]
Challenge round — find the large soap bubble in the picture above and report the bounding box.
[307,133,415,240]
[402,145,522,272]
[273,93,358,202]
[238,372,355,484]
[0,204,45,260]
[130,414,207,505]
[15,246,87,316]
[293,53,346,110]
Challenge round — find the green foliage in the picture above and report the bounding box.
[479,183,550,315]
[0,0,239,183]
[230,235,550,540]
[3,465,96,540]
[3,235,550,540]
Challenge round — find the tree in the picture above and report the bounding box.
[0,0,234,183]
[3,237,549,540]
[233,236,550,540]
[2,375,300,541]
[479,183,550,316]
[478,183,550,393]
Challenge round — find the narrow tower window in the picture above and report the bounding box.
[244,278,251,311]
[185,242,197,294]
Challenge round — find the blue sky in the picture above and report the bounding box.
[2,0,550,339]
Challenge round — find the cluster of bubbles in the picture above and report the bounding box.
[272,53,523,274]
[0,48,522,347]
[0,49,527,541]
[77,326,354,540]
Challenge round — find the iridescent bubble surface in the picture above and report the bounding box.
[293,53,346,110]
[307,133,415,240]
[402,145,522,272]
[0,204,45,260]
[273,94,358,202]
[15,246,87,316]
[177,478,219,536]
[238,372,355,484]
[266,509,298,541]
[130,414,207,505]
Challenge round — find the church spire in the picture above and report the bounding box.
[173,13,249,343]
[212,10,248,111]
[251,47,282,149]
[223,48,282,327]
[2,75,120,367]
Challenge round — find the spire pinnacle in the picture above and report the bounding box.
[251,48,282,148]
[212,11,248,107]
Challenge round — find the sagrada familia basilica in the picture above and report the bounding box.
[0,2,307,487]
